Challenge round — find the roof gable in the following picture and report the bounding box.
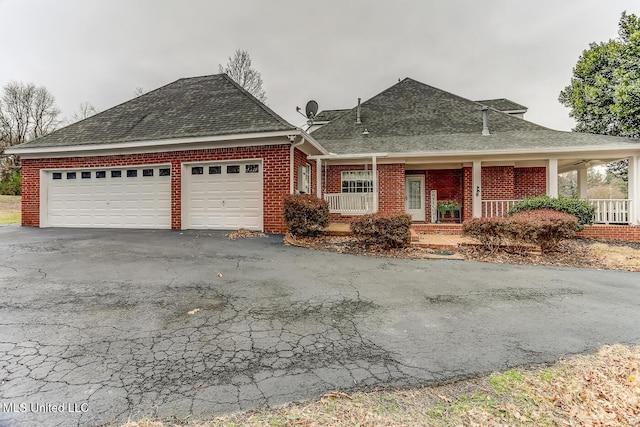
[310,77,638,155]
[311,78,543,143]
[19,74,295,148]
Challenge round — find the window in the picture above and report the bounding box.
[67,172,76,180]
[209,166,221,175]
[81,171,91,179]
[341,170,373,193]
[111,170,122,178]
[227,165,240,174]
[159,168,170,176]
[143,169,154,177]
[191,167,204,175]
[127,170,137,178]
[246,164,260,173]
[96,171,106,179]
[52,172,62,180]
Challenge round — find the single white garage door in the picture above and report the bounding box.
[185,160,263,230]
[45,166,171,228]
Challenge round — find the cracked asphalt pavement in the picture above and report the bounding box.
[0,226,639,426]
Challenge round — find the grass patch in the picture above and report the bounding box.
[590,242,640,271]
[0,195,20,224]
[120,344,640,427]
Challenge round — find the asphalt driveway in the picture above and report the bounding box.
[0,226,639,427]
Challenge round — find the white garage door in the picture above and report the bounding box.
[45,166,171,228]
[185,160,263,230]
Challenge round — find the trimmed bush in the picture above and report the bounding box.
[351,213,412,249]
[507,195,594,230]
[463,209,578,253]
[283,194,329,236]
[508,209,578,252]
[0,171,21,196]
[462,217,510,254]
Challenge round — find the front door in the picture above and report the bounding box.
[405,176,425,221]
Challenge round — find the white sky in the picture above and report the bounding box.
[1,0,638,132]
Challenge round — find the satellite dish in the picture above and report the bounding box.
[305,100,318,120]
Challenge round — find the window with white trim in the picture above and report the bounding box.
[341,170,373,193]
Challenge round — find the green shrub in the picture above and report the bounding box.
[0,171,21,196]
[463,209,578,254]
[283,194,329,236]
[507,195,594,230]
[351,213,412,249]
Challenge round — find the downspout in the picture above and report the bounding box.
[290,136,305,194]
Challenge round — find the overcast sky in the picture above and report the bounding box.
[1,0,638,132]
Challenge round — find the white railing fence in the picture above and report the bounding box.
[588,199,631,224]
[324,193,375,215]
[481,200,522,218]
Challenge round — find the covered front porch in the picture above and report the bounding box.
[312,153,640,226]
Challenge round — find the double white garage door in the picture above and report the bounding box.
[43,160,263,230]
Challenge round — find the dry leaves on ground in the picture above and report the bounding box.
[226,228,266,240]
[287,234,438,259]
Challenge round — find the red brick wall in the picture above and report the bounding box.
[481,166,515,200]
[21,144,291,233]
[514,167,547,199]
[293,147,315,195]
[426,169,463,222]
[378,164,405,213]
[576,225,640,242]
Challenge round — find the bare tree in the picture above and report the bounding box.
[133,86,147,97]
[219,49,267,103]
[71,102,98,122]
[0,81,61,177]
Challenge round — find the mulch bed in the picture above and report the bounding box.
[286,234,632,270]
[286,234,440,259]
[458,239,610,269]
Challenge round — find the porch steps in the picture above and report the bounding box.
[324,222,352,236]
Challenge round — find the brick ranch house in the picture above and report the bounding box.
[6,74,640,239]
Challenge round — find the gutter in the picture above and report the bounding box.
[308,145,640,161]
[5,129,330,156]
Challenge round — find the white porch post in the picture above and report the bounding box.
[316,158,322,199]
[472,160,482,218]
[629,155,639,225]
[547,158,559,198]
[372,156,378,213]
[577,167,588,199]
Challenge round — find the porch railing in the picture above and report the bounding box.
[481,200,522,218]
[324,193,375,215]
[589,199,631,224]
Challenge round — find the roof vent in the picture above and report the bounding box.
[482,106,490,136]
[356,98,362,124]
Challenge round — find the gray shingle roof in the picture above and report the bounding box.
[313,109,351,122]
[312,78,639,154]
[476,98,528,112]
[17,74,295,148]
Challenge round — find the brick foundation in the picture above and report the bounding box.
[21,144,298,233]
[577,225,640,242]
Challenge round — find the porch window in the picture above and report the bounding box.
[341,170,373,193]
